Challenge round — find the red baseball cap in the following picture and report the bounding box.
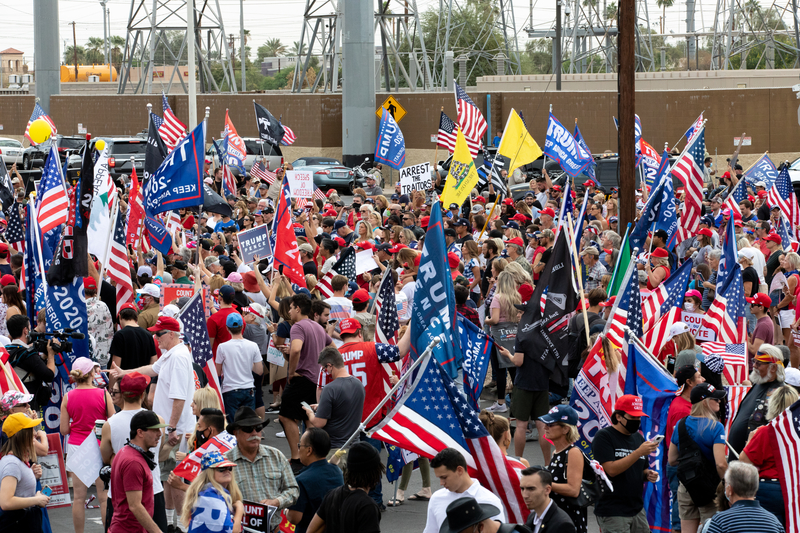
[389,244,407,254]
[351,289,370,304]
[325,189,337,198]
[147,316,182,333]
[758,190,768,198]
[118,302,138,316]
[615,394,649,417]
[746,293,771,308]
[420,216,430,228]
[697,228,714,238]
[575,298,589,311]
[474,196,487,204]
[334,237,346,247]
[448,252,460,270]
[503,198,516,206]
[339,318,362,335]
[120,371,151,395]
[0,274,15,287]
[519,283,533,303]
[507,237,524,248]
[323,209,338,217]
[552,185,562,192]
[650,248,669,259]
[764,232,782,244]
[733,219,743,227]
[355,241,374,251]
[540,208,556,218]
[83,277,97,291]
[510,214,528,223]
[599,295,617,308]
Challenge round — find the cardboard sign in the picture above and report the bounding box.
[355,249,379,275]
[680,311,716,342]
[172,431,238,482]
[266,337,286,367]
[242,500,278,532]
[43,433,71,508]
[238,225,272,264]
[399,162,433,195]
[285,170,314,198]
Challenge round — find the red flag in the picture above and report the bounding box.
[126,168,147,252]
[272,175,306,287]
[0,346,27,394]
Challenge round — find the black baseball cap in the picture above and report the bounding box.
[129,410,168,438]
[375,243,392,252]
[674,365,698,395]
[690,382,726,404]
[444,228,457,238]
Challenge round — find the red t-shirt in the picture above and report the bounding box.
[665,396,692,446]
[109,445,154,533]
[207,307,246,355]
[742,424,779,478]
[317,340,401,427]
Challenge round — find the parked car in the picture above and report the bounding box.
[0,138,24,167]
[22,135,85,170]
[66,137,148,181]
[291,157,353,192]
[206,138,284,176]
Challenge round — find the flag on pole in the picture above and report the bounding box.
[223,110,247,174]
[159,93,187,151]
[716,214,739,291]
[0,346,27,394]
[281,125,297,146]
[147,113,170,180]
[213,136,238,197]
[767,398,800,533]
[642,258,694,332]
[684,113,703,142]
[573,123,596,180]
[776,215,799,252]
[4,200,24,244]
[88,147,115,261]
[126,168,148,253]
[568,336,613,458]
[179,293,224,410]
[107,205,134,308]
[24,102,57,144]
[440,129,479,209]
[544,113,594,178]
[743,153,778,190]
[316,247,356,300]
[672,127,706,244]
[374,109,406,170]
[454,82,487,156]
[604,258,643,349]
[701,342,747,385]
[375,269,402,396]
[436,111,458,153]
[270,175,306,287]
[36,145,69,234]
[459,313,494,410]
[251,160,275,184]
[253,101,286,147]
[496,109,543,176]
[628,176,667,251]
[701,263,747,344]
[767,166,800,229]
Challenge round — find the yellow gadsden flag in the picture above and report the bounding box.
[440,128,479,208]
[497,109,543,175]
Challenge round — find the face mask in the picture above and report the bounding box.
[622,417,641,434]
[684,303,695,312]
[196,429,210,447]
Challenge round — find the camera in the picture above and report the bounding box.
[30,329,85,356]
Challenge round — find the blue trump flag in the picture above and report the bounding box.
[654,171,679,250]
[459,313,494,410]
[143,120,206,217]
[624,335,677,533]
[144,214,173,256]
[544,113,593,178]
[573,123,596,180]
[743,153,778,190]
[374,108,406,170]
[717,214,738,291]
[409,201,461,379]
[629,177,667,251]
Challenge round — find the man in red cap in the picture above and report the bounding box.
[592,394,659,532]
[747,293,774,359]
[0,242,13,277]
[506,237,533,278]
[538,208,555,231]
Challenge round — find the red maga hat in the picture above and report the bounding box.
[339,318,362,335]
[147,316,181,333]
[615,394,649,417]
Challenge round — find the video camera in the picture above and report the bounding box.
[29,329,85,356]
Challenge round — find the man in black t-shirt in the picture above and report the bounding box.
[109,303,158,385]
[592,394,659,533]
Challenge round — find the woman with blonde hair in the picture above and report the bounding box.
[60,357,115,533]
[503,261,533,287]
[479,410,529,468]
[605,198,618,219]
[646,250,671,290]
[182,451,243,533]
[461,240,483,305]
[390,225,404,244]
[184,387,225,454]
[485,270,521,413]
[399,228,417,248]
[354,219,374,245]
[306,274,320,298]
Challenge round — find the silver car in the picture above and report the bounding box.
[206,137,284,176]
[291,157,354,192]
[0,137,24,167]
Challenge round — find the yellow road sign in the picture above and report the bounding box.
[376,95,406,123]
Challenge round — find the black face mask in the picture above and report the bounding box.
[196,429,210,448]
[621,417,641,434]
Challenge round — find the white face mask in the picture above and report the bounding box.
[684,302,695,312]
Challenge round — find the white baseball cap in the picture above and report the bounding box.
[136,283,160,299]
[785,367,800,388]
[668,322,690,340]
[137,266,153,277]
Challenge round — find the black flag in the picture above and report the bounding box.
[515,229,578,387]
[0,160,15,210]
[253,101,286,147]
[203,184,233,218]
[146,113,169,181]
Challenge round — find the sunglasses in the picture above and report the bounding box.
[154,330,172,337]
[240,425,262,434]
[214,466,234,472]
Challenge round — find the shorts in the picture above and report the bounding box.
[511,388,549,423]
[596,509,650,533]
[778,309,794,329]
[279,375,317,421]
[678,483,717,522]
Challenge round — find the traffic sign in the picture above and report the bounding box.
[376,95,406,122]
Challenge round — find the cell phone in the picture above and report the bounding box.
[651,435,665,445]
[41,486,52,497]
[301,401,311,411]
[327,319,337,325]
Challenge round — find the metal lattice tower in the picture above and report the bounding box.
[118,0,237,94]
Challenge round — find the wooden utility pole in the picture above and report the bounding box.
[618,0,635,229]
[70,21,78,81]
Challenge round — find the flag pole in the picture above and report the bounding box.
[98,191,119,283]
[542,104,551,175]
[29,201,48,292]
[608,222,632,290]
[622,325,666,368]
[330,336,441,462]
[669,110,705,153]
[565,212,591,346]
[432,106,443,186]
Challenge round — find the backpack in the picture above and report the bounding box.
[675,417,721,507]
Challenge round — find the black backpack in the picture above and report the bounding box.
[675,417,721,507]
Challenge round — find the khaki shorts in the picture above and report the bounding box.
[512,388,549,422]
[678,483,717,522]
[596,509,650,533]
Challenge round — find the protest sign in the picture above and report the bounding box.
[681,311,716,341]
[266,337,286,367]
[65,434,104,488]
[399,162,432,195]
[42,433,71,508]
[160,284,213,318]
[173,431,238,481]
[355,249,379,275]
[243,500,278,533]
[238,225,271,263]
[285,170,314,198]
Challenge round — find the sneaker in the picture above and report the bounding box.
[486,402,508,413]
[266,404,281,413]
[276,431,286,438]
[526,428,539,441]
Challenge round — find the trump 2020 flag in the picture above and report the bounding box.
[459,313,494,410]
[628,176,667,252]
[409,201,461,379]
[374,108,405,170]
[544,113,593,178]
[743,153,778,190]
[569,336,613,458]
[624,334,677,533]
[143,121,206,217]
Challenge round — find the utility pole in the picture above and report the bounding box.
[240,0,246,91]
[187,0,197,127]
[555,0,562,90]
[100,1,110,79]
[70,21,79,81]
[618,0,635,228]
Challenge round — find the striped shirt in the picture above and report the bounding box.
[705,500,783,533]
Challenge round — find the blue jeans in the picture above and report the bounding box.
[756,479,785,528]
[360,434,384,506]
[223,388,255,424]
[666,464,680,530]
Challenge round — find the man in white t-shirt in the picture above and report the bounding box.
[215,312,264,424]
[324,274,355,327]
[423,448,506,533]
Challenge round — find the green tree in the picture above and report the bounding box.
[63,45,86,65]
[109,36,125,72]
[605,2,618,25]
[520,39,552,74]
[288,41,308,56]
[656,0,674,34]
[257,38,287,63]
[85,37,105,64]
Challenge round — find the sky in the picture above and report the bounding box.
[0,0,791,69]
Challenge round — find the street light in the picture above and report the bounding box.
[99,0,111,79]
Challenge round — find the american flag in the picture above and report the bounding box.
[0,346,27,395]
[776,216,799,252]
[179,292,224,409]
[769,398,800,533]
[437,111,458,153]
[36,145,69,234]
[280,125,297,146]
[316,247,356,299]
[313,185,326,203]
[374,271,401,395]
[251,160,276,185]
[672,128,706,244]
[295,198,308,210]
[724,385,750,436]
[642,259,694,354]
[767,166,800,229]
[716,214,739,290]
[701,342,747,385]
[24,102,57,145]
[555,181,573,237]
[683,113,704,143]
[370,352,529,524]
[4,200,24,244]
[604,260,643,349]
[722,178,745,221]
[165,210,182,235]
[455,82,486,158]
[701,263,747,344]
[159,93,187,151]
[107,205,134,308]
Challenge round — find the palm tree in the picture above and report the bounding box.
[288,41,308,57]
[258,38,287,62]
[656,0,674,34]
[605,2,618,25]
[109,36,125,72]
[85,36,105,64]
[63,45,86,66]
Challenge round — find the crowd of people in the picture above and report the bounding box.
[0,153,798,533]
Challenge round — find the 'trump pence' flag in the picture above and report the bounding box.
[568,336,612,458]
[374,108,406,170]
[544,113,594,178]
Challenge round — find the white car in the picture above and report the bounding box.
[0,137,23,167]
